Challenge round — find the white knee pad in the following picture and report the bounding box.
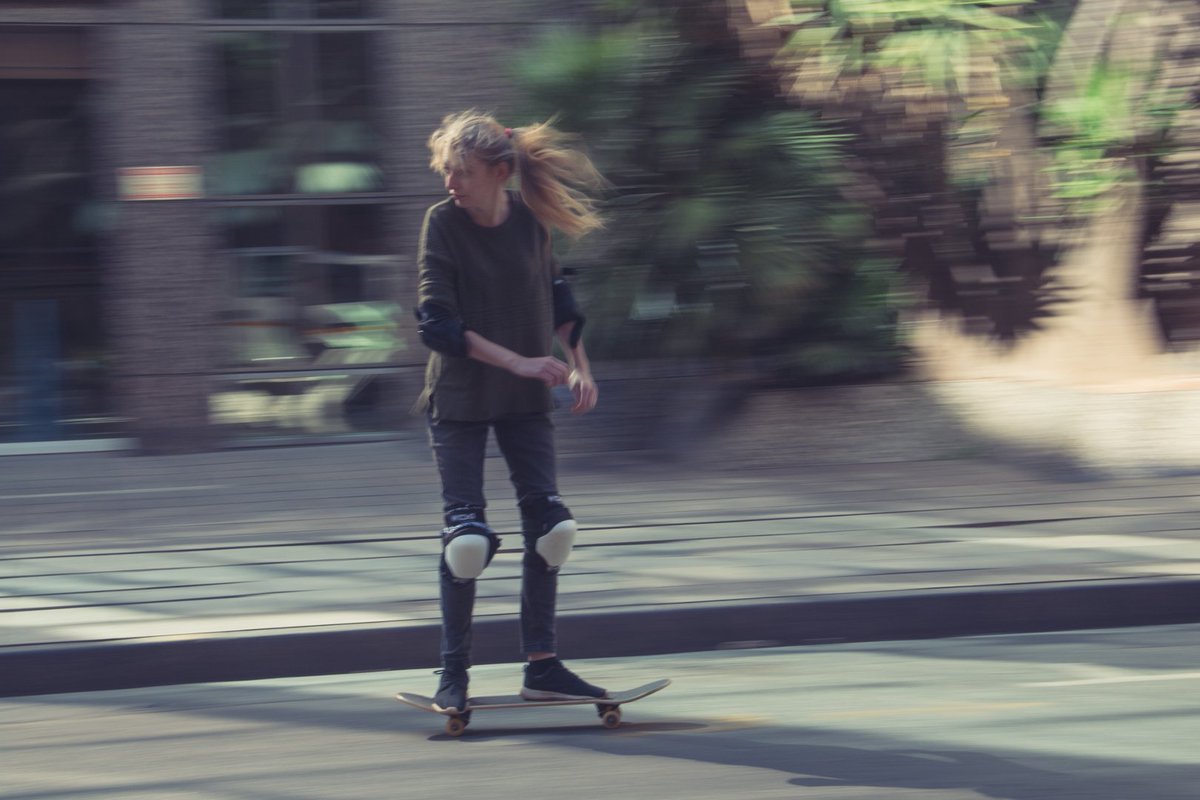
[535,518,577,568]
[444,524,498,580]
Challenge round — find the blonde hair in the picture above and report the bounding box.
[427,110,606,239]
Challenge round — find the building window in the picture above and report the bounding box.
[211,28,382,196]
[212,203,404,441]
[213,1,372,19]
[0,65,114,443]
[208,0,396,442]
[218,203,399,369]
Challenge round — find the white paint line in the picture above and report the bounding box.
[0,485,228,501]
[1023,672,1200,687]
[1,609,403,646]
[0,438,136,456]
[984,535,1184,550]
[820,702,1048,719]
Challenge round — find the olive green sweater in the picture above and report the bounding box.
[414,192,559,421]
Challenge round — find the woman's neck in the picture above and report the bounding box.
[465,190,511,228]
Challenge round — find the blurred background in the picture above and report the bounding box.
[1,0,1197,475]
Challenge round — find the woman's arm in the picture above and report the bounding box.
[555,324,598,414]
[465,330,571,387]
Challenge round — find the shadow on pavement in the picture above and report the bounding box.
[7,677,1198,800]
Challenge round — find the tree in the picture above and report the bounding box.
[743,0,1200,382]
[514,0,908,384]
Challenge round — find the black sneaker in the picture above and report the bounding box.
[432,667,469,714]
[521,658,607,700]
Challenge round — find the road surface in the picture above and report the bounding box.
[3,625,1198,799]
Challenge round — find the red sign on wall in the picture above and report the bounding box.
[118,166,204,201]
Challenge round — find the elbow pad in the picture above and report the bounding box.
[552,278,586,348]
[415,303,469,358]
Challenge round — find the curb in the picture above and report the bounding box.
[5,578,1199,698]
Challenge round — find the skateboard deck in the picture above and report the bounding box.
[396,678,670,736]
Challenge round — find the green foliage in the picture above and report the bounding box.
[763,0,1062,196]
[768,0,1046,98]
[1042,59,1191,212]
[757,257,910,384]
[747,0,1197,350]
[514,1,905,383]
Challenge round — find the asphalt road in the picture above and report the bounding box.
[4,625,1198,799]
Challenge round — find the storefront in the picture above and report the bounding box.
[0,27,111,448]
[0,0,547,453]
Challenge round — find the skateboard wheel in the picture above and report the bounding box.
[445,716,467,737]
[600,709,621,729]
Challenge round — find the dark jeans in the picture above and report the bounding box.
[429,412,563,670]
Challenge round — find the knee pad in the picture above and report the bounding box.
[442,506,500,580]
[537,517,577,568]
[521,495,578,569]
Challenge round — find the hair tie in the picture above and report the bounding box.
[504,127,513,139]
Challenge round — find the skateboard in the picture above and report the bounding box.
[396,678,670,736]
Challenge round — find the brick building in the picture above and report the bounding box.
[0,0,553,454]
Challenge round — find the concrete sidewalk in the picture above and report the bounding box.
[2,439,1199,697]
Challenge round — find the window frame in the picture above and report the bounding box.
[214,200,401,373]
[207,24,386,200]
[203,0,406,446]
[208,0,380,24]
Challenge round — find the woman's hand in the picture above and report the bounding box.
[510,355,571,387]
[568,370,598,414]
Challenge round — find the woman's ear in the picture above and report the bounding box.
[494,161,513,182]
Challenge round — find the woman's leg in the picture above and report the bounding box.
[428,417,491,672]
[493,413,565,658]
[495,413,607,700]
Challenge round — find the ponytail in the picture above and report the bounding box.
[512,120,607,239]
[427,110,607,239]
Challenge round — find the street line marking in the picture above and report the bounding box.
[1023,672,1200,687]
[983,535,1184,550]
[818,702,1047,719]
[0,486,227,501]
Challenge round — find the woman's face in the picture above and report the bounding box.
[443,153,509,213]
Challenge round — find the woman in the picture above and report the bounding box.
[414,110,606,714]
